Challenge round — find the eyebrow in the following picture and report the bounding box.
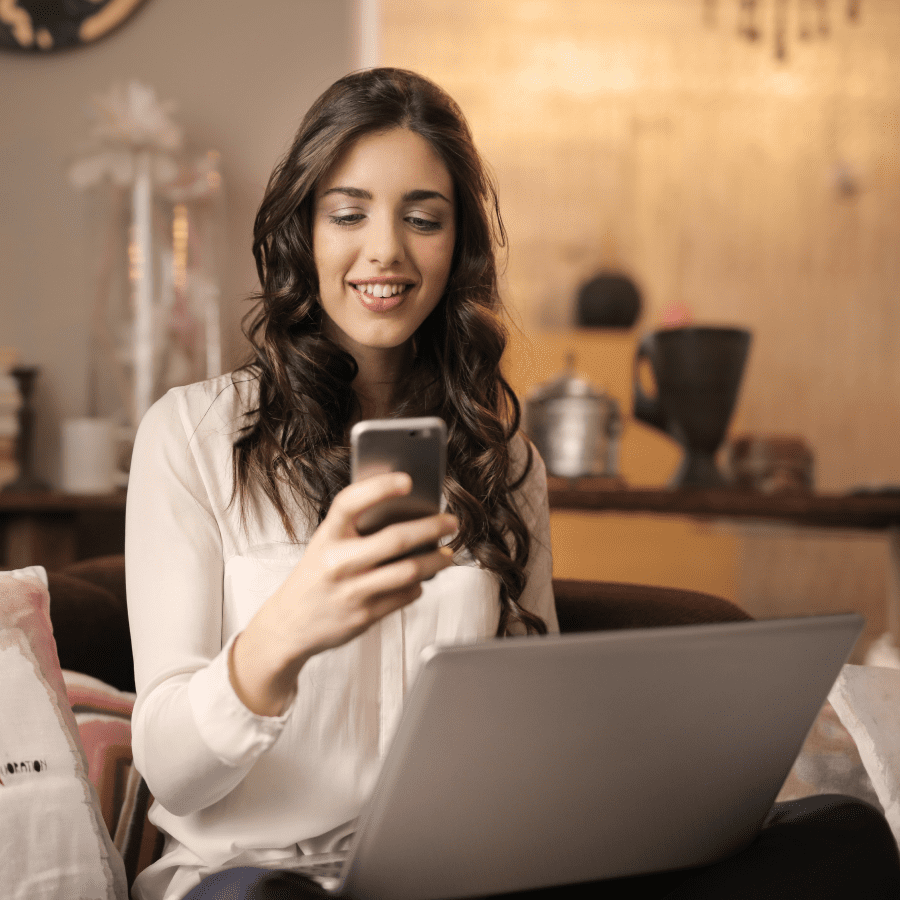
[320,186,452,204]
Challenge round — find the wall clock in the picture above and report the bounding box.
[0,0,149,53]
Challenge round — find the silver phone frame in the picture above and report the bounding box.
[350,417,447,540]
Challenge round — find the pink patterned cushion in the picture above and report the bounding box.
[63,669,164,886]
[0,567,128,899]
[63,672,134,825]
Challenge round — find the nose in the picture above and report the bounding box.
[366,212,405,267]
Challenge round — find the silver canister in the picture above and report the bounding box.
[523,354,622,479]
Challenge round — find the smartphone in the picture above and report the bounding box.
[350,417,447,560]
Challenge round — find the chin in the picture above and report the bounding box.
[348,324,416,352]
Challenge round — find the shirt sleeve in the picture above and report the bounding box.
[126,388,293,817]
[509,434,559,635]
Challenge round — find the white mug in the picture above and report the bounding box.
[61,417,117,494]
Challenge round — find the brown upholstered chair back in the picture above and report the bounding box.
[48,560,135,693]
[46,555,751,693]
[552,578,752,633]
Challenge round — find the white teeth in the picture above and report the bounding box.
[355,283,408,298]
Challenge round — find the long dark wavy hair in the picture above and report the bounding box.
[232,67,546,636]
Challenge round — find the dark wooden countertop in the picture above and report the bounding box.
[0,490,127,513]
[3,484,899,531]
[547,478,900,530]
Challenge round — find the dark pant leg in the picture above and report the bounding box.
[247,870,334,899]
[179,868,333,900]
[659,794,900,900]
[470,795,900,900]
[191,796,900,900]
[180,867,271,899]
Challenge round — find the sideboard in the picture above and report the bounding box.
[547,479,900,650]
[0,491,127,572]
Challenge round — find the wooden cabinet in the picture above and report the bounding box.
[0,491,126,571]
[547,481,900,653]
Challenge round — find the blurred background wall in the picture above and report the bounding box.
[382,0,900,658]
[0,0,356,482]
[2,0,898,658]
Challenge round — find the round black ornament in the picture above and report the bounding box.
[0,0,149,53]
[576,273,642,329]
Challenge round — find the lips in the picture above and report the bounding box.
[349,280,413,313]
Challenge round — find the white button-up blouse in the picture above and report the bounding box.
[125,373,558,900]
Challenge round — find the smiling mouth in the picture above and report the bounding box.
[351,282,413,299]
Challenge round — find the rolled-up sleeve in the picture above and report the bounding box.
[125,389,291,817]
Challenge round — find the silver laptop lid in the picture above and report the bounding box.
[341,614,863,900]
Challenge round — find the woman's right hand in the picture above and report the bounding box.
[229,472,458,716]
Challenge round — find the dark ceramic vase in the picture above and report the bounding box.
[576,273,641,328]
[633,326,751,488]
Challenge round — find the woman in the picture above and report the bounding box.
[126,67,556,900]
[127,68,900,900]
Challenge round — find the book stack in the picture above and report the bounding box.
[0,348,22,489]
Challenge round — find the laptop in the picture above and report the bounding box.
[291,613,863,900]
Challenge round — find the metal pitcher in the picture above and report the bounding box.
[524,354,622,479]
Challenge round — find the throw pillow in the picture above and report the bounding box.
[829,664,900,848]
[776,697,880,809]
[63,669,164,884]
[0,566,128,900]
[63,671,135,832]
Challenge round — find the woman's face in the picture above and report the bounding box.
[312,128,456,363]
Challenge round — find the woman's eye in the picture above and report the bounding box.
[329,213,364,227]
[407,216,442,232]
